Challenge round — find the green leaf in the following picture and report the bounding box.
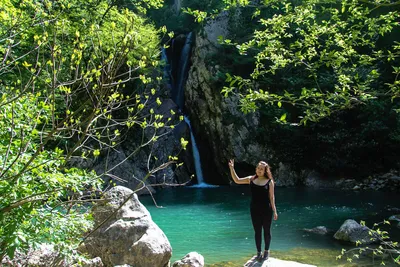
[280,113,287,122]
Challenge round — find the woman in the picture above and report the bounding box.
[228,159,278,261]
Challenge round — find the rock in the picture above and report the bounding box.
[334,219,375,244]
[352,185,360,190]
[80,257,104,267]
[70,99,191,194]
[1,244,103,267]
[304,171,336,188]
[386,205,400,212]
[185,30,273,184]
[275,162,302,186]
[1,244,61,267]
[244,256,316,267]
[82,186,172,267]
[303,226,329,235]
[389,214,400,222]
[172,252,204,267]
[204,11,229,45]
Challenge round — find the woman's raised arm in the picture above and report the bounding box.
[228,159,252,185]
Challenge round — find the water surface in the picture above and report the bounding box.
[140,186,400,266]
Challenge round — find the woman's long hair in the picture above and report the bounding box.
[251,161,273,181]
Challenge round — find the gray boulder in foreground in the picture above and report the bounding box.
[81,186,172,267]
[334,219,375,244]
[172,252,204,267]
[244,256,316,267]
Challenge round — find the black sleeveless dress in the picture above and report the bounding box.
[250,178,272,214]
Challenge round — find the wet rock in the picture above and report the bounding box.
[303,226,329,235]
[389,215,400,223]
[172,252,204,267]
[334,219,375,245]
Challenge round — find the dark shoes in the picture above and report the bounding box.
[262,251,269,261]
[256,251,262,261]
[256,251,269,262]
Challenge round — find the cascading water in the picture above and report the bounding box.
[173,32,193,110]
[162,33,216,187]
[183,116,205,185]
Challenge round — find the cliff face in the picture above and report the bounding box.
[184,13,276,184]
[74,96,193,194]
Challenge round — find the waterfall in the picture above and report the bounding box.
[174,0,181,14]
[173,32,194,110]
[184,116,205,184]
[161,33,216,187]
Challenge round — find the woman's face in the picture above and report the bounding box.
[256,164,266,177]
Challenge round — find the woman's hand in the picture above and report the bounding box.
[273,212,278,221]
[228,159,234,169]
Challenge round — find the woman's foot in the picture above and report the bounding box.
[262,250,269,261]
[256,251,262,261]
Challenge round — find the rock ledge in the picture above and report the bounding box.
[244,256,316,267]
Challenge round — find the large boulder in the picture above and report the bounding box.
[334,219,375,244]
[81,186,172,267]
[172,252,204,267]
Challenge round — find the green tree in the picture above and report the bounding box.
[190,0,400,124]
[0,0,184,262]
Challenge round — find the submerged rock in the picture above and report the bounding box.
[81,186,172,267]
[172,252,204,267]
[303,226,329,235]
[244,256,316,267]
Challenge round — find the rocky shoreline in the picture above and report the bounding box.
[276,163,400,193]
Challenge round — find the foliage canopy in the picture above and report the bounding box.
[189,0,400,124]
[0,0,183,262]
